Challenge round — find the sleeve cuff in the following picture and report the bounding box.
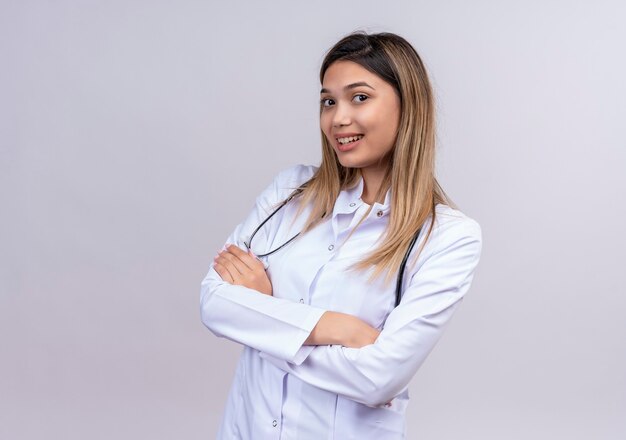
[260,307,325,366]
[287,307,326,365]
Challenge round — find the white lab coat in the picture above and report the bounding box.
[200,164,482,439]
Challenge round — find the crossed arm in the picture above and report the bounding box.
[205,218,481,407]
[212,244,380,349]
[201,165,482,407]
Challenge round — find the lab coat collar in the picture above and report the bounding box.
[333,175,392,217]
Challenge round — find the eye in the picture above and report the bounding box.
[320,94,369,108]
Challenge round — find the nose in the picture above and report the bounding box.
[332,101,352,127]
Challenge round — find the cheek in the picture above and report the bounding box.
[359,106,392,139]
[320,114,332,136]
[367,121,398,154]
[376,109,400,140]
[358,106,379,126]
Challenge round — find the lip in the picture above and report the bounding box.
[334,132,364,139]
[336,135,363,152]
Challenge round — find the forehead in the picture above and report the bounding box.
[321,60,383,89]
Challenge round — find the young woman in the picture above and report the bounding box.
[201,31,482,439]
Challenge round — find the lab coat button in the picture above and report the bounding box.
[272,420,278,427]
[376,210,384,217]
[349,202,356,207]
[328,244,334,251]
[299,298,304,303]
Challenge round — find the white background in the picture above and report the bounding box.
[1,1,625,439]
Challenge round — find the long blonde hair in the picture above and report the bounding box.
[291,30,454,286]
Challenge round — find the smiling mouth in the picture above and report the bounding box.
[336,134,364,145]
[336,136,363,152]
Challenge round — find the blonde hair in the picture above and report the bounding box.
[291,30,454,286]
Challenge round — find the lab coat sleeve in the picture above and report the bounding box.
[258,216,482,407]
[200,164,327,365]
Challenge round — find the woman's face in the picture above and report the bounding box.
[320,60,401,172]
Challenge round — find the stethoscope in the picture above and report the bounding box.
[243,184,422,308]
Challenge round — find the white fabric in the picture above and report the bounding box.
[200,164,482,439]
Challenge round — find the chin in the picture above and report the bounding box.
[336,158,364,169]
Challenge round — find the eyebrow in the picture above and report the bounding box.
[320,81,375,94]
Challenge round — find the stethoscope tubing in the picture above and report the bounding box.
[244,186,421,307]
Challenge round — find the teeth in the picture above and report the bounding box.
[337,135,364,145]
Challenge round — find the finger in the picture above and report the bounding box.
[214,253,242,282]
[213,261,234,283]
[217,250,248,275]
[226,244,263,270]
[225,245,259,271]
[247,249,266,269]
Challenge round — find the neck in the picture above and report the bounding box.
[360,167,388,205]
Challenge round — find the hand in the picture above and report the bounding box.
[213,244,273,296]
[340,314,381,348]
[305,311,381,348]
